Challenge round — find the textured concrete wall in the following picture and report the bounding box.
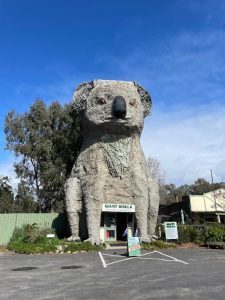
[65,80,160,244]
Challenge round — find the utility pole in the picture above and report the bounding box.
[210,169,220,223]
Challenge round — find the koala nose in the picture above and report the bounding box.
[112,96,127,119]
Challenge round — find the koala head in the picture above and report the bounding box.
[72,80,152,135]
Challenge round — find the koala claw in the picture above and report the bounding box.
[66,236,81,242]
[140,236,152,244]
[84,237,101,245]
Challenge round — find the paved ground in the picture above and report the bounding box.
[0,248,225,299]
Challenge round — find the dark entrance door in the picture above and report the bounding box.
[116,213,127,241]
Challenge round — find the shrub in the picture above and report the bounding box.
[7,241,58,254]
[204,226,225,243]
[10,223,57,244]
[156,224,204,244]
[7,240,105,254]
[10,227,26,243]
[8,224,105,254]
[178,225,201,243]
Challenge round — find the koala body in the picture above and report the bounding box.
[65,80,160,244]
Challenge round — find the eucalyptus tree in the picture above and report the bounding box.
[5,99,81,212]
[0,176,14,213]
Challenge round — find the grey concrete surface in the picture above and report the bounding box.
[1,248,225,299]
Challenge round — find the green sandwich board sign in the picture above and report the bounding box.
[127,237,141,257]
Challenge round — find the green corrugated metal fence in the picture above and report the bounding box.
[0,213,69,245]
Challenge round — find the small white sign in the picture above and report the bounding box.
[102,204,135,212]
[164,222,178,240]
[46,234,55,238]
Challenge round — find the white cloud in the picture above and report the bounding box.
[142,103,225,185]
[97,27,225,186]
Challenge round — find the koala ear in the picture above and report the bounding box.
[72,81,94,116]
[133,81,152,117]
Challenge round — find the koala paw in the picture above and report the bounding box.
[66,236,81,242]
[150,235,158,241]
[140,236,152,244]
[84,237,101,245]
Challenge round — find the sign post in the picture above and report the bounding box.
[127,237,141,257]
[164,222,178,241]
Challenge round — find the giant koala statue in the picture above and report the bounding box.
[65,80,160,244]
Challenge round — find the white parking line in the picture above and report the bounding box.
[154,250,189,265]
[106,256,135,266]
[137,258,177,262]
[98,252,107,268]
[102,253,124,258]
[99,250,188,268]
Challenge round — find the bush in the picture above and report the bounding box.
[7,240,105,254]
[156,224,204,244]
[8,223,61,253]
[7,241,58,254]
[178,225,201,243]
[10,223,57,244]
[204,226,225,243]
[8,223,106,254]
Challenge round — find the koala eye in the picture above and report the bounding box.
[98,97,107,105]
[129,99,136,106]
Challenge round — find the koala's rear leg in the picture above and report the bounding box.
[65,177,81,242]
[135,198,151,243]
[83,197,102,245]
[148,179,160,239]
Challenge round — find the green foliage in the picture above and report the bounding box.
[141,240,177,250]
[14,180,38,212]
[7,241,105,254]
[178,225,201,243]
[10,223,57,244]
[0,176,14,213]
[4,99,81,212]
[64,242,105,252]
[156,224,203,244]
[7,241,58,254]
[8,223,105,254]
[204,226,225,243]
[8,223,60,254]
[0,177,37,213]
[157,223,225,244]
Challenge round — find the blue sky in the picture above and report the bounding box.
[1,0,225,185]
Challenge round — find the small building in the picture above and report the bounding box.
[190,188,225,224]
[158,188,225,224]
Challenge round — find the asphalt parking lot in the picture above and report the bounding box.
[1,248,225,300]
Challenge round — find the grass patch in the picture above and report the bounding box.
[64,242,105,253]
[141,240,177,250]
